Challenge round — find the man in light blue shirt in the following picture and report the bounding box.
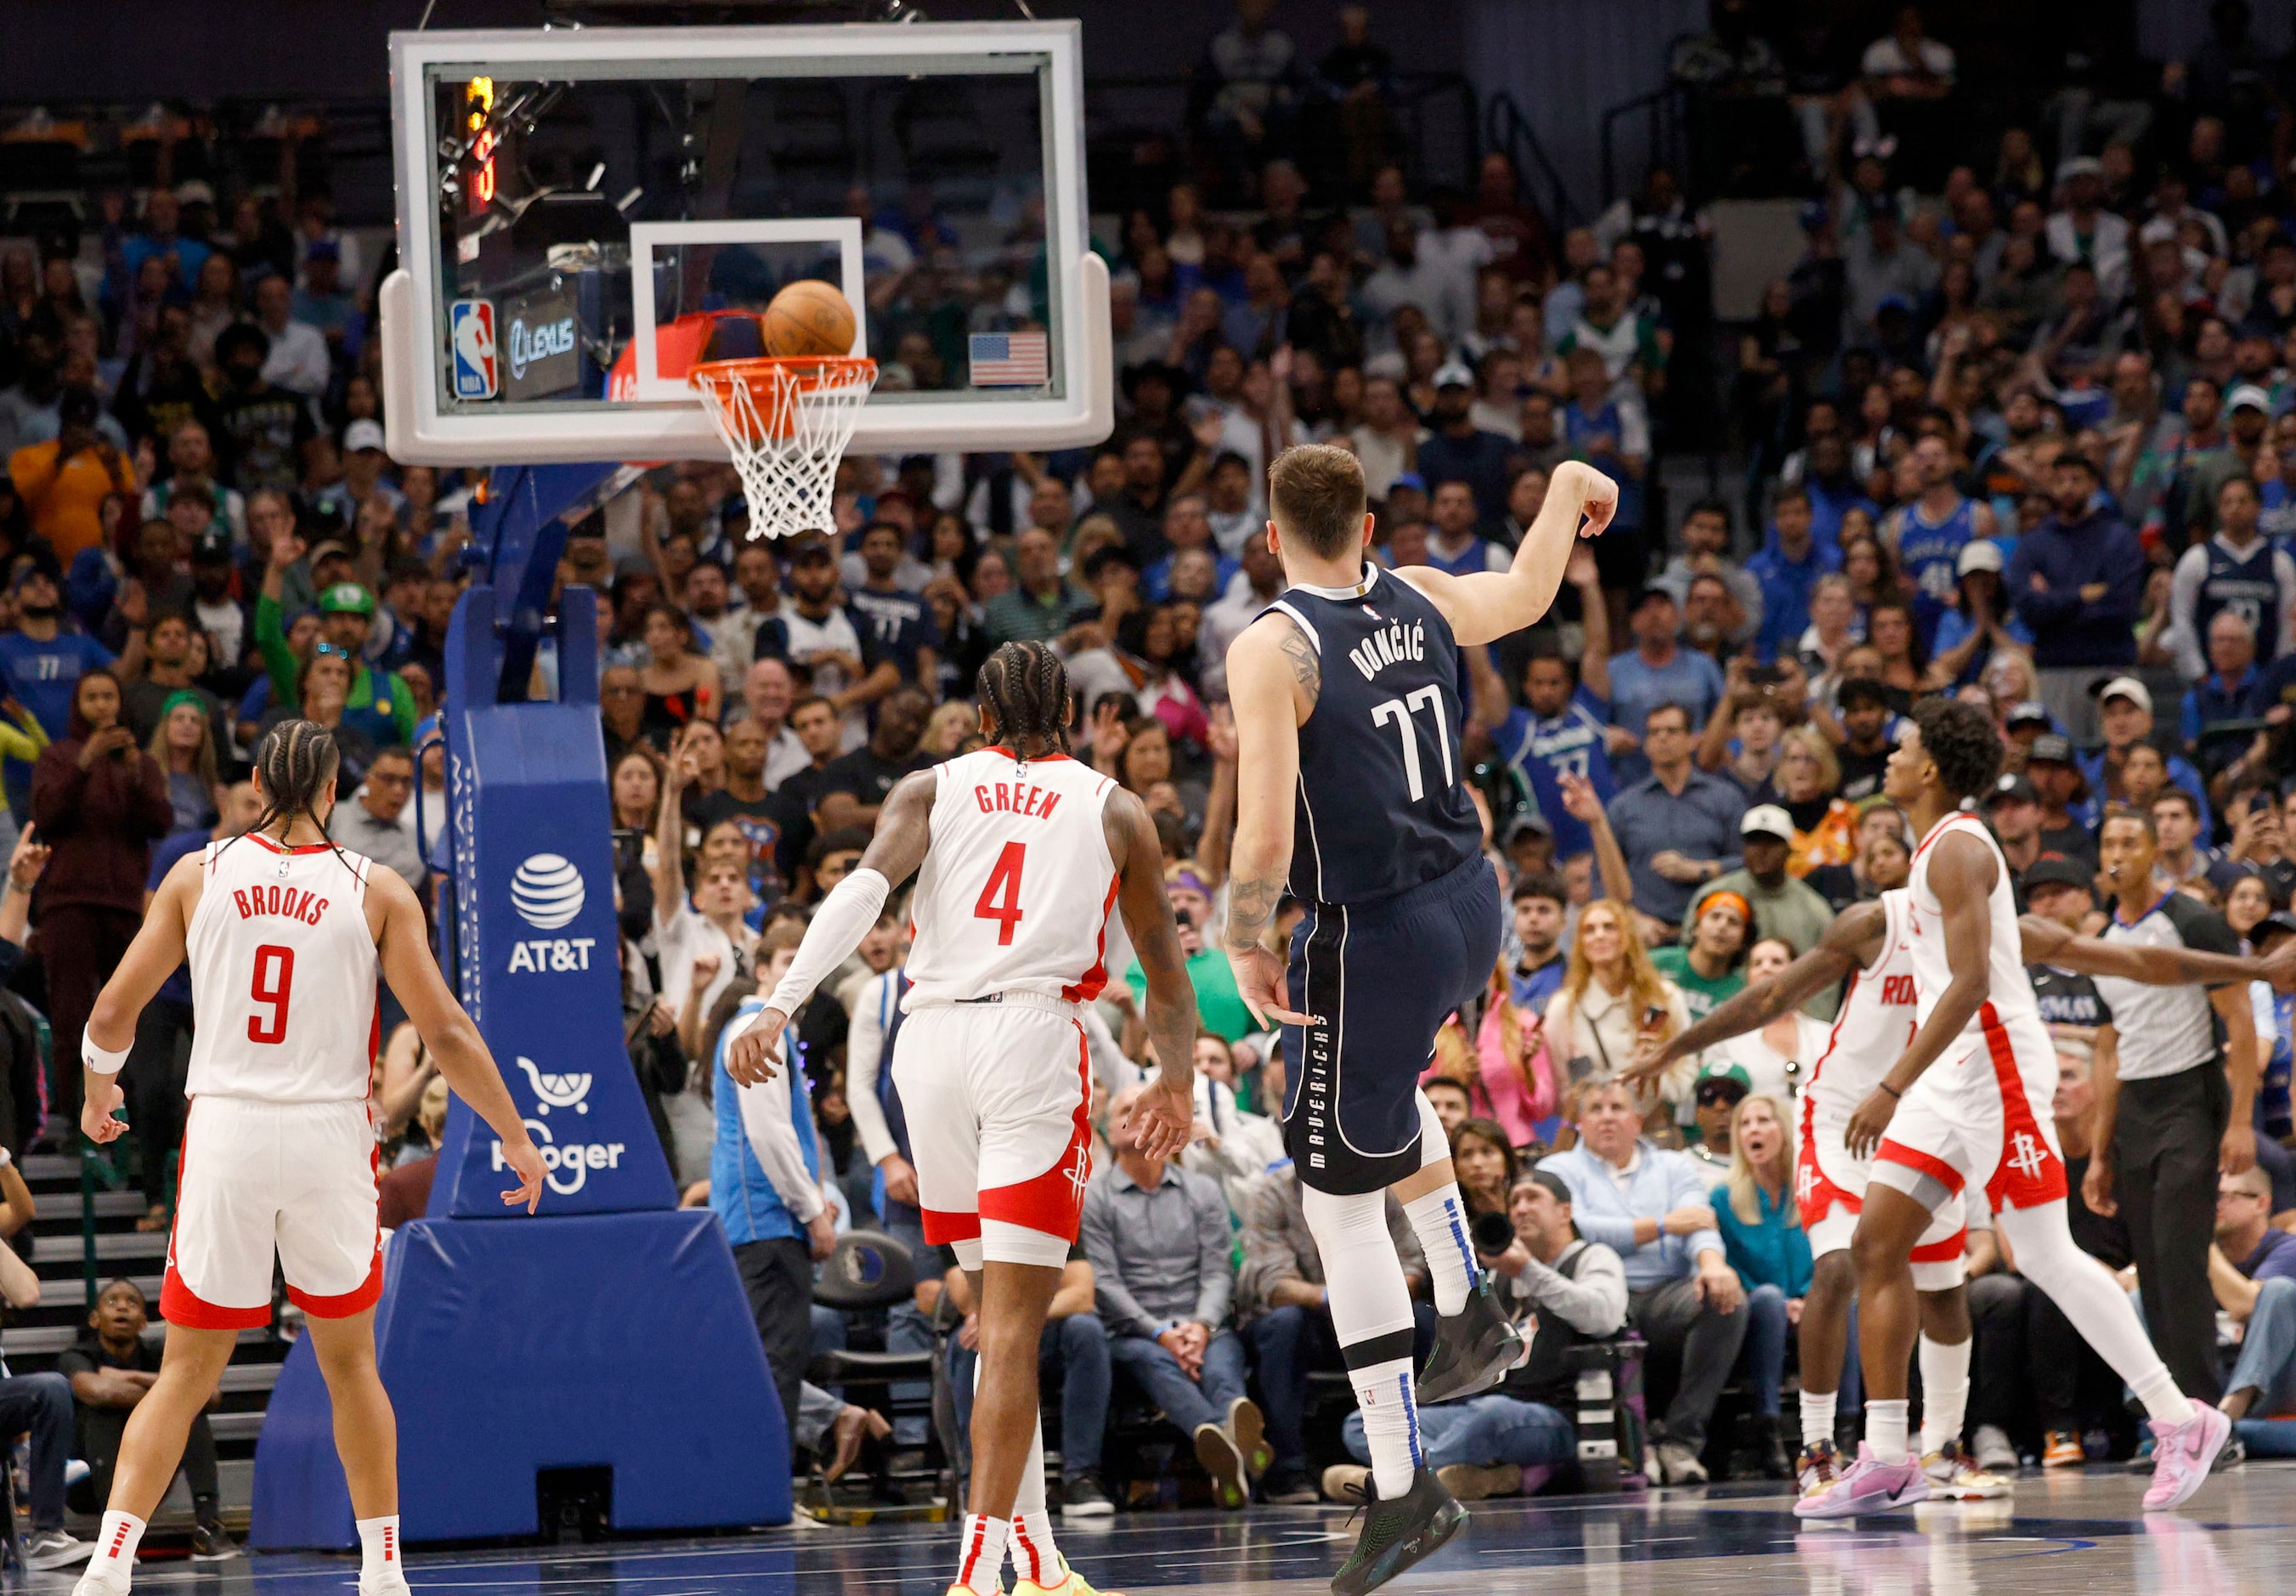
[1606,587,1725,785]
[1539,1079,1748,1483]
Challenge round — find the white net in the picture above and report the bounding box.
[688,357,879,540]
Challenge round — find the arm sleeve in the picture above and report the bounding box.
[1520,1243,1630,1335]
[765,867,891,1016]
[843,973,899,1168]
[1082,1186,1157,1338]
[731,1067,826,1223]
[1190,1177,1236,1327]
[2169,546,2207,681]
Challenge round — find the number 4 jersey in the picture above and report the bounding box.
[1266,564,1481,907]
[185,833,382,1101]
[902,748,1122,1009]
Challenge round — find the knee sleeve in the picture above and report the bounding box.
[1301,1184,1416,1361]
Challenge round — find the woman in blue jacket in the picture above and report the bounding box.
[1707,1089,1807,1479]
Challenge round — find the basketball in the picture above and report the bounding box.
[759,280,857,358]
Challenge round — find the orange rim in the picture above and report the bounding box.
[689,355,878,443]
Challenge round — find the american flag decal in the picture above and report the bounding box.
[969,331,1049,387]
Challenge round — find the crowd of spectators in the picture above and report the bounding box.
[9,0,2296,1520]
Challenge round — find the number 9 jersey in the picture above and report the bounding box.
[185,832,382,1101]
[902,747,1123,1010]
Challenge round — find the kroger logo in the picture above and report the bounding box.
[507,313,574,380]
[495,1118,625,1197]
[510,853,585,930]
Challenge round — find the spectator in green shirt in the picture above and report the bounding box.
[1649,889,1750,1027]
[254,529,416,749]
[1123,867,1254,1043]
[982,527,1097,645]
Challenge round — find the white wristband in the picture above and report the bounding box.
[82,1034,129,1075]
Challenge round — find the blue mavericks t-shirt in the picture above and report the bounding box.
[1496,682,1615,862]
[846,587,942,685]
[147,829,210,1006]
[0,630,115,740]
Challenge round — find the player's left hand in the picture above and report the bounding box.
[726,1008,789,1086]
[1226,943,1314,1030]
[1131,1074,1196,1161]
[499,1133,546,1213]
[81,1077,127,1145]
[1845,1085,1899,1161]
[2222,1118,2258,1176]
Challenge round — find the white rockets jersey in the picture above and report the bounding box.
[184,833,381,1102]
[1805,889,1919,1119]
[903,748,1122,1010]
[1906,809,2049,1053]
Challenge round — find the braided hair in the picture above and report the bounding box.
[976,641,1072,761]
[230,719,355,873]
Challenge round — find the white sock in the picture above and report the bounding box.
[1996,1201,2195,1427]
[89,1511,144,1584]
[955,1514,1011,1593]
[1800,1387,1838,1449]
[1007,1406,1063,1588]
[1918,1334,1971,1457]
[1351,1355,1422,1500]
[355,1515,400,1582]
[1866,1398,1910,1466]
[1402,1186,1479,1316]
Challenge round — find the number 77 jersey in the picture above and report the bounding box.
[1266,564,1482,908]
[902,747,1123,1008]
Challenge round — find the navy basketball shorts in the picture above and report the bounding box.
[1280,854,1503,1196]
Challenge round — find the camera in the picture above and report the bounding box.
[1470,1210,1517,1258]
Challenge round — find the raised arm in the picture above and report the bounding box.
[1221,613,1314,1029]
[727,770,937,1086]
[372,866,545,1209]
[1111,786,1202,1161]
[1847,835,1994,1157]
[1391,460,1618,646]
[1626,902,1878,1084]
[1557,772,1633,907]
[651,728,692,929]
[1571,545,1613,703]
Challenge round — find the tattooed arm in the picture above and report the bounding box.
[1221,610,1319,1027]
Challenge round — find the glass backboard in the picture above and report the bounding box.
[379,22,1109,466]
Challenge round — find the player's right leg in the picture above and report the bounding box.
[73,1326,236,1596]
[1794,1183,1936,1520]
[305,1310,405,1595]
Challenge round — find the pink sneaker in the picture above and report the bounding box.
[1792,1442,1931,1519]
[2142,1405,2231,1512]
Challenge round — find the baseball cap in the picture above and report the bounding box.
[174,179,217,207]
[2022,857,2094,895]
[785,534,834,564]
[2026,733,2078,767]
[2056,155,2104,182]
[2005,701,2052,731]
[1956,540,2004,576]
[317,581,375,617]
[1524,1169,1575,1206]
[2256,910,2296,946]
[342,419,387,454]
[1388,472,1427,495]
[1990,773,2039,806]
[2230,383,2274,416]
[190,529,233,565]
[1433,361,1476,390]
[2092,676,2152,715]
[1504,812,1552,843]
[307,540,353,570]
[1631,583,1679,612]
[1740,804,1793,841]
[1695,1061,1752,1104]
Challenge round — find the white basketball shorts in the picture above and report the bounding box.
[1874,1001,2068,1220]
[1799,1091,1968,1290]
[162,1095,382,1329]
[890,993,1092,1271]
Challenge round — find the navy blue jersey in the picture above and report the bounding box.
[1893,496,1976,647]
[2193,535,2285,663]
[1267,565,1482,906]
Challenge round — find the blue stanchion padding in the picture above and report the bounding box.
[250,1210,789,1548]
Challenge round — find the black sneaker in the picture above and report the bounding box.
[190,1521,242,1562]
[1330,1466,1467,1596]
[1415,1278,1524,1406]
[1060,1470,1114,1520]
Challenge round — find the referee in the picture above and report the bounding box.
[2090,806,2259,1404]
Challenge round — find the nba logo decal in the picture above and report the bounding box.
[450,299,499,399]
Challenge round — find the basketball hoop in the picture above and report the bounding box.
[687,354,879,540]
